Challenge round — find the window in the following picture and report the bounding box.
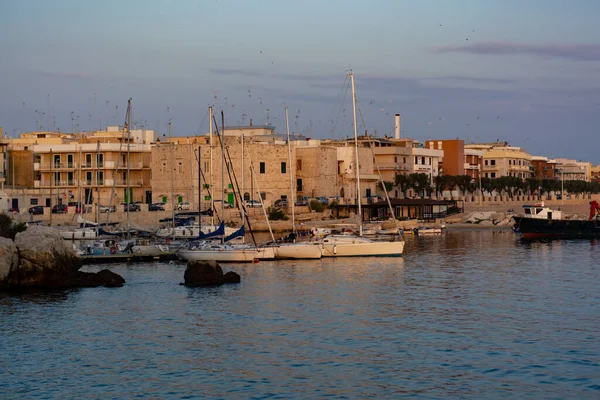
[491,172,496,178]
[260,192,266,200]
[485,160,488,166]
[297,159,302,171]
[162,163,166,173]
[403,157,406,164]
[178,162,182,173]
[203,161,209,173]
[296,178,303,192]
[394,156,397,163]
[421,157,425,165]
[54,172,60,185]
[97,171,104,185]
[85,154,92,167]
[86,172,92,185]
[67,154,74,168]
[490,160,496,166]
[281,162,286,174]
[67,172,74,185]
[97,153,104,168]
[260,162,265,174]
[415,156,418,164]
[30,198,38,205]
[366,188,371,197]
[53,154,60,168]
[485,173,489,178]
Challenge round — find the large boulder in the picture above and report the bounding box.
[0,237,19,285]
[184,260,241,287]
[10,225,82,288]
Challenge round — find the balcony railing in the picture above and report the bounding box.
[34,162,78,170]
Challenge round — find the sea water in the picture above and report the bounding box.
[1,230,599,398]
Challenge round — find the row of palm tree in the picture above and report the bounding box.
[380,173,600,198]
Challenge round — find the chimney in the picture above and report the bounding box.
[394,114,400,139]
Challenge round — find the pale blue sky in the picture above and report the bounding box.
[1,0,599,162]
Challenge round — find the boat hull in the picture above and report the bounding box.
[513,216,600,239]
[177,247,259,263]
[273,243,322,259]
[319,235,404,257]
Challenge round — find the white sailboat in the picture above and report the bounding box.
[319,73,404,257]
[177,110,262,263]
[270,106,321,260]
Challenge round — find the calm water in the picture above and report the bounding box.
[1,230,599,399]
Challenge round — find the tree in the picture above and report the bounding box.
[394,174,412,196]
[409,173,430,197]
[378,181,393,193]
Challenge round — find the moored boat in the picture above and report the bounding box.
[512,200,600,239]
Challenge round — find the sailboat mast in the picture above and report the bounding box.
[169,122,175,239]
[349,73,362,236]
[209,106,214,226]
[125,98,131,230]
[285,106,295,233]
[95,140,101,233]
[198,146,202,233]
[220,111,225,244]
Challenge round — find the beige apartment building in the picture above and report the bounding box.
[465,143,533,179]
[554,158,591,182]
[4,128,154,211]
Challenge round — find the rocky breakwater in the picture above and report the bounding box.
[0,225,124,291]
[445,211,516,227]
[183,260,241,287]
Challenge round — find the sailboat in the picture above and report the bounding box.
[177,110,261,263]
[318,73,404,257]
[268,107,322,260]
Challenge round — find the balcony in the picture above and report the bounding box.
[34,162,78,170]
[34,180,78,188]
[376,163,410,171]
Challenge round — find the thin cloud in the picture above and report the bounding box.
[433,41,600,62]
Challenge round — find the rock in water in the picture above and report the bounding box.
[10,226,83,288]
[0,237,19,284]
[184,260,225,286]
[223,271,241,283]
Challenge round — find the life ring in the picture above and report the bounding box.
[110,247,117,255]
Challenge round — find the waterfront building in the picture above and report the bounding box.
[591,164,600,183]
[531,156,557,180]
[465,142,533,179]
[5,127,154,212]
[553,158,591,182]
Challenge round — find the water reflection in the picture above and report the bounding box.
[1,231,599,398]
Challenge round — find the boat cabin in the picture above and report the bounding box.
[522,203,562,220]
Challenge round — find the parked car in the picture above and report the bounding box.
[246,199,263,208]
[51,204,68,214]
[273,199,287,209]
[99,204,117,213]
[122,202,141,212]
[28,205,44,215]
[314,197,329,205]
[149,202,166,211]
[175,202,190,210]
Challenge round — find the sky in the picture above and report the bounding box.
[1,0,599,163]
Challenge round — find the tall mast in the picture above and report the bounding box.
[124,98,131,231]
[95,140,101,233]
[169,122,175,240]
[220,110,225,244]
[198,146,202,233]
[209,106,214,226]
[349,72,362,236]
[285,106,295,234]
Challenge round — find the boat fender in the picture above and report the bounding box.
[110,247,117,255]
[253,258,260,263]
[333,244,337,255]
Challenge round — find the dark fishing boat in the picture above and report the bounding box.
[512,200,600,239]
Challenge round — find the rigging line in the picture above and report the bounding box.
[105,97,132,226]
[196,107,209,136]
[191,145,222,224]
[212,113,258,246]
[355,98,401,232]
[331,77,351,139]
